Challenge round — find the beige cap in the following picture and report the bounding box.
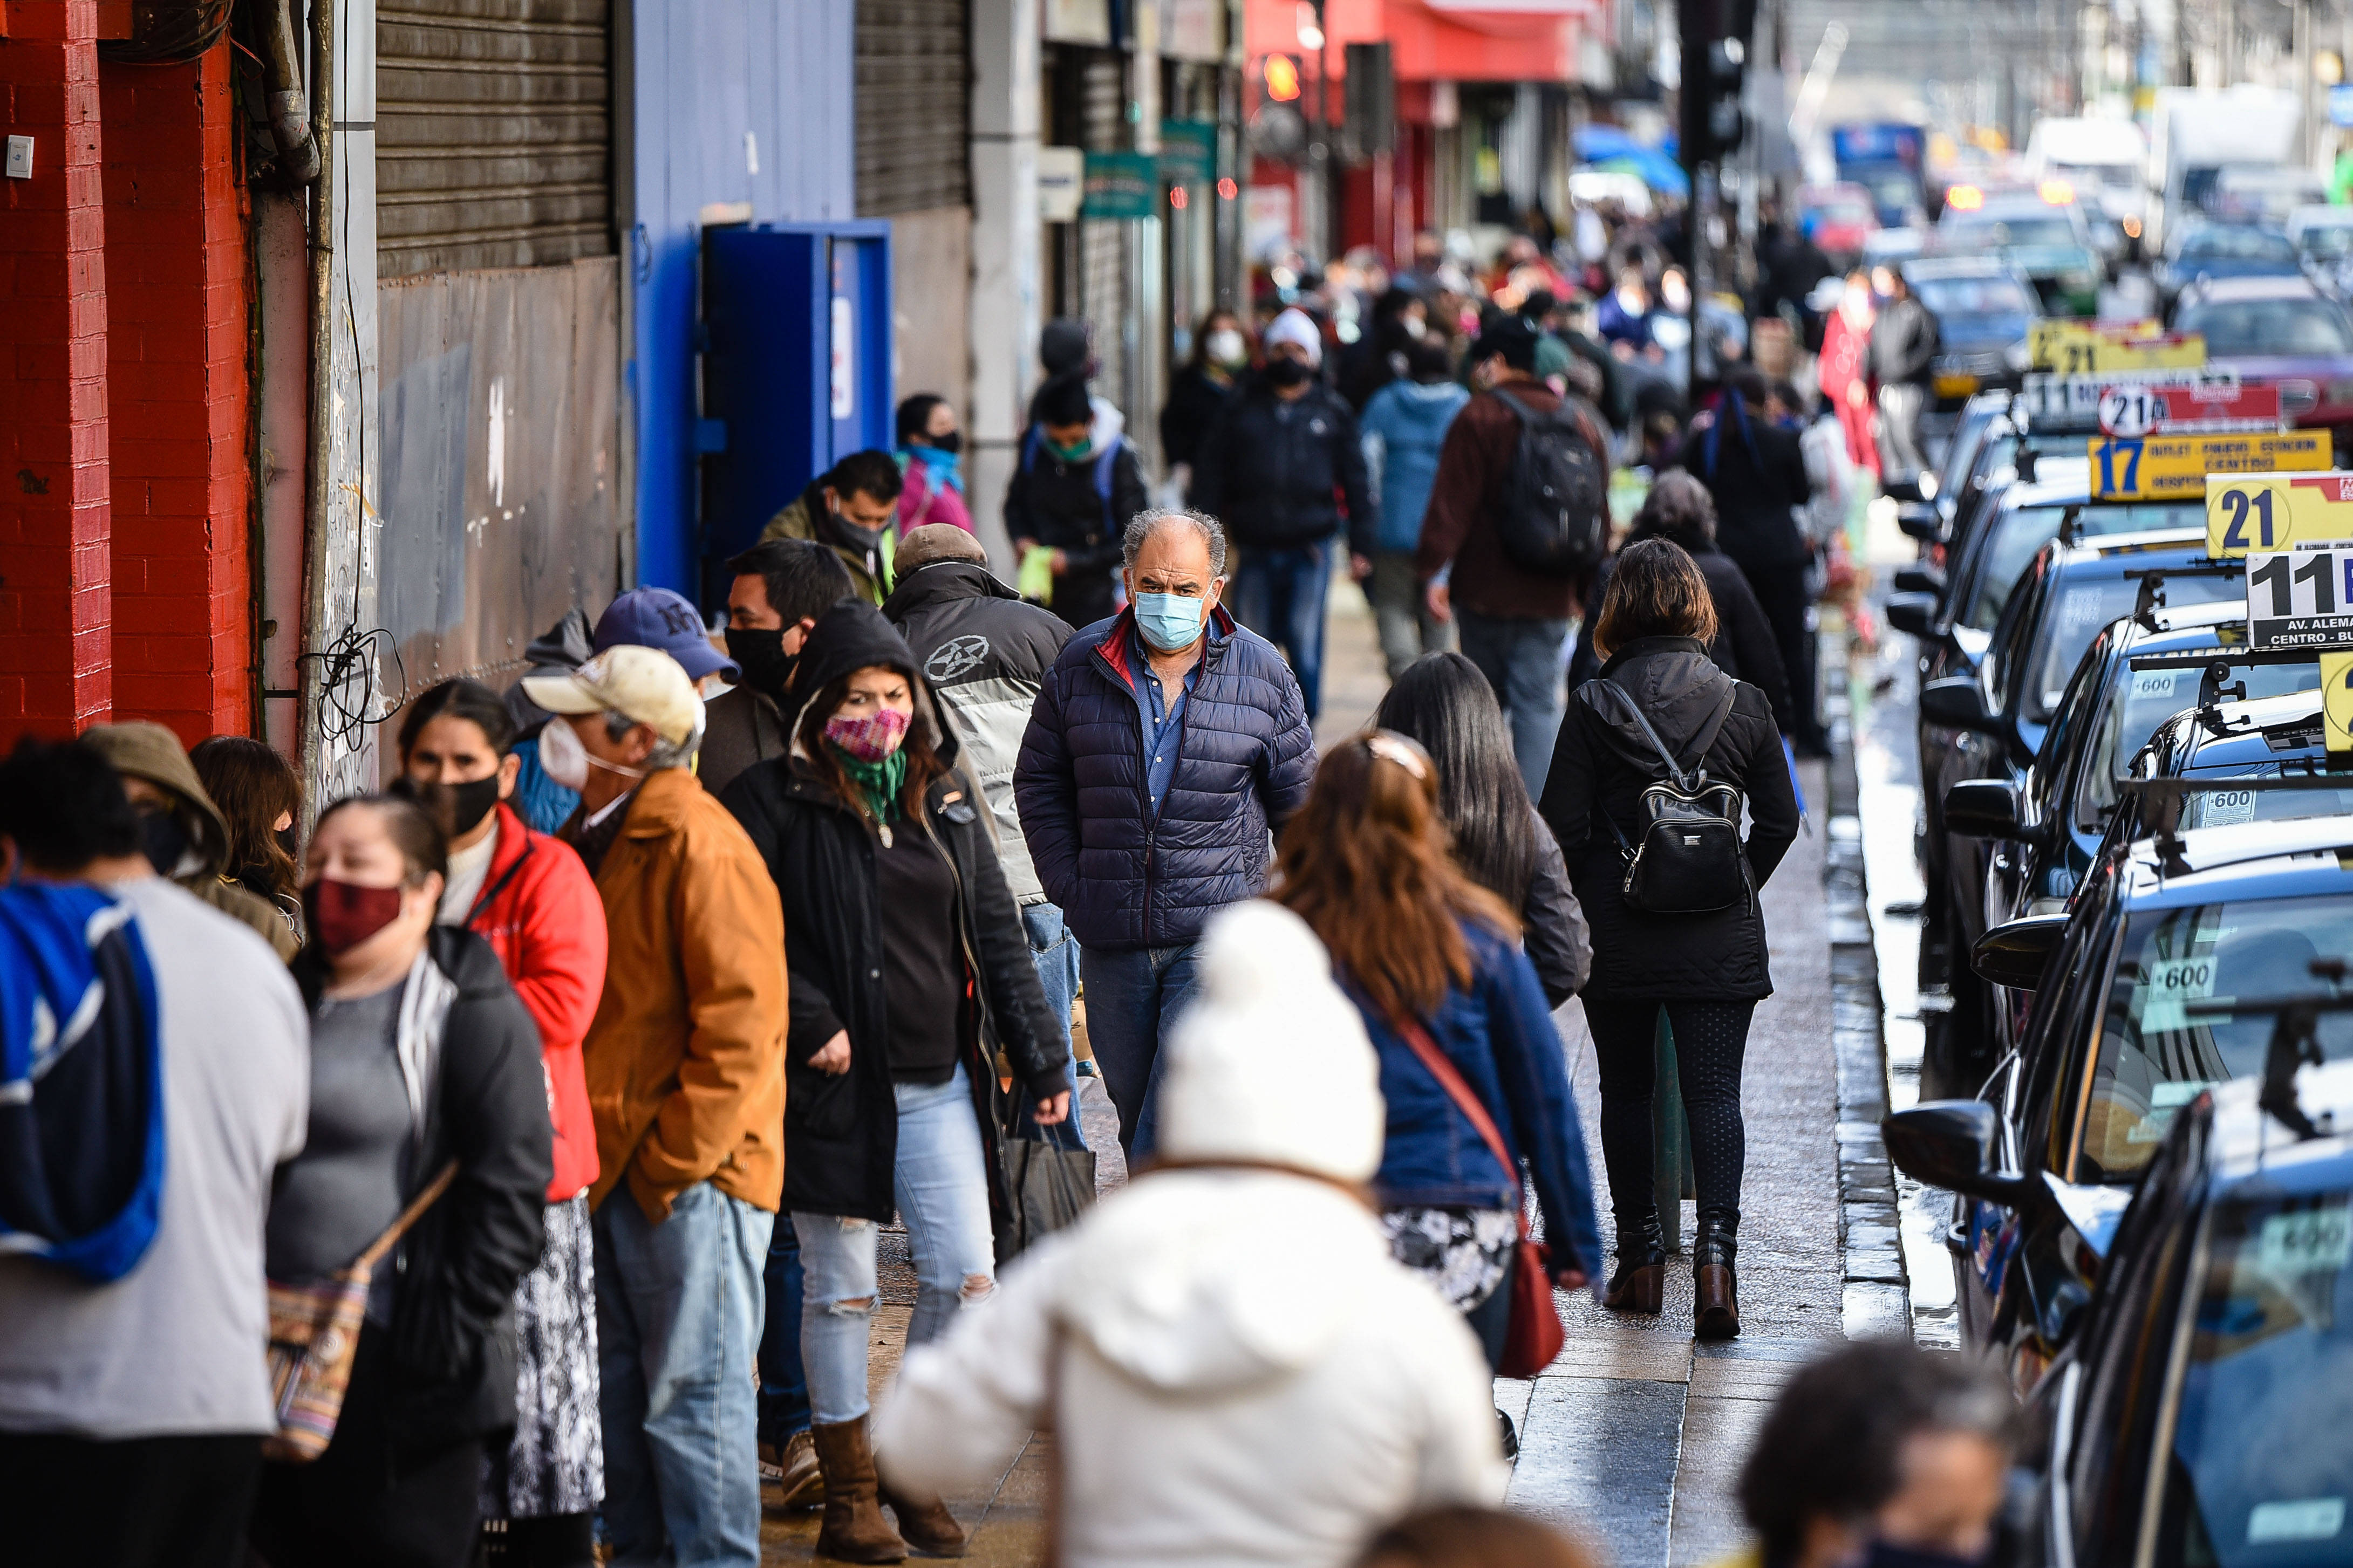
[522,645,702,747]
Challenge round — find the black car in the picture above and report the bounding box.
[1904,1056,2353,1568]
[2100,688,2353,847]
[1888,812,2353,1385]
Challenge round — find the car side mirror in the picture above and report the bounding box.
[1883,474,1927,503]
[1886,592,1939,639]
[1894,564,1948,598]
[1898,502,1945,542]
[1945,777,2040,841]
[1884,1100,2033,1205]
[1971,912,2071,990]
[1919,675,1999,732]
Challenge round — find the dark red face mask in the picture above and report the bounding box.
[303,878,407,955]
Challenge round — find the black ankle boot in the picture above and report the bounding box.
[1694,1212,1740,1340]
[1605,1209,1667,1314]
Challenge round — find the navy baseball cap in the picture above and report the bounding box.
[592,587,739,686]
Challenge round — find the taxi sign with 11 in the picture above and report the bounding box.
[2243,544,2353,648]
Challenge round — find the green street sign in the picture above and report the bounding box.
[1159,120,1217,186]
[1082,151,1159,219]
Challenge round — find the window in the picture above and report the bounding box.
[1916,276,2035,317]
[2076,662,2326,830]
[2081,894,2353,1181]
[1964,506,2071,631]
[2025,576,2241,723]
[1947,215,2082,249]
[2173,300,2353,357]
[2183,230,2301,264]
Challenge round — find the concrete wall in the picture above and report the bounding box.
[626,0,856,597]
[890,203,973,420]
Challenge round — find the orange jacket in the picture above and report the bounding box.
[574,768,788,1221]
[462,801,609,1203]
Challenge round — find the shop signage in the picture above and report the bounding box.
[1037,147,1085,222]
[1083,152,1160,220]
[1160,120,1217,186]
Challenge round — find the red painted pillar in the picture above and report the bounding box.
[0,2,112,740]
[101,41,249,744]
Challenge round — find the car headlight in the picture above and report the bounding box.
[2005,339,2031,372]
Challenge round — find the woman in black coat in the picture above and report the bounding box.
[253,793,554,1568]
[1538,539,1800,1343]
[1373,651,1591,1008]
[720,599,1068,1563]
[1566,469,1794,733]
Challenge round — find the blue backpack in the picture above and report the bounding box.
[0,882,164,1282]
[1021,427,1123,535]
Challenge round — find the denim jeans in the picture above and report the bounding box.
[754,1215,806,1449]
[593,1180,773,1568]
[1077,941,1205,1159]
[1229,542,1332,720]
[1022,901,1085,1139]
[1457,609,1572,802]
[794,1064,997,1426]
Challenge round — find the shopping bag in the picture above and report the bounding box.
[996,1113,1095,1262]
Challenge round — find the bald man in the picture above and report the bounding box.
[880,526,1086,1108]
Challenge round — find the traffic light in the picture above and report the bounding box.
[1679,0,1755,168]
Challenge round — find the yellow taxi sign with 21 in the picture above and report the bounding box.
[2091,432,2328,502]
[2028,320,2206,373]
[2208,469,2353,556]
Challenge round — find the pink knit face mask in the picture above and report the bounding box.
[823,706,910,763]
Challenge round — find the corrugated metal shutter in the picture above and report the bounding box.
[855,0,970,216]
[378,0,614,279]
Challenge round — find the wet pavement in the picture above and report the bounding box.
[760,583,1892,1565]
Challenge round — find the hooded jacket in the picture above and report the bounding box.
[882,560,1075,907]
[1536,638,1802,1001]
[1358,378,1471,554]
[1566,531,1795,731]
[872,902,1502,1568]
[571,765,788,1221]
[1189,376,1377,556]
[719,600,1065,1222]
[80,721,299,961]
[461,801,606,1202]
[1013,606,1318,950]
[1002,424,1149,633]
[760,480,895,605]
[288,928,553,1453]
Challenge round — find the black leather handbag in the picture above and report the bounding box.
[1593,678,1750,915]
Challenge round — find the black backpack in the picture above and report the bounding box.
[1491,388,1608,576]
[1589,678,1750,915]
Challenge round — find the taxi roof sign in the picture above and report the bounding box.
[2206,470,2353,556]
[2092,431,2329,501]
[2018,367,2243,429]
[2029,319,2206,373]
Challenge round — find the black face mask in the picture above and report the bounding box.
[825,498,886,556]
[1265,356,1313,389]
[274,824,300,861]
[922,430,963,455]
[400,775,503,841]
[137,806,193,878]
[725,626,799,701]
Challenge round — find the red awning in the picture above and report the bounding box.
[1246,0,1591,84]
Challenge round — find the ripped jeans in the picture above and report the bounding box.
[794,1063,998,1425]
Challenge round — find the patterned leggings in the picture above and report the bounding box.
[1581,997,1755,1237]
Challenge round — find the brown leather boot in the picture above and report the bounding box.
[1604,1209,1666,1314]
[813,1418,908,1563]
[878,1473,970,1558]
[1693,1215,1740,1340]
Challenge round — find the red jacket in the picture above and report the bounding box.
[465,801,609,1202]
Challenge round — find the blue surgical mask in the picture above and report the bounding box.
[1134,592,1208,653]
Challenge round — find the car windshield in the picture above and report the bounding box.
[1963,503,2201,632]
[2077,665,2328,828]
[1947,214,2080,249]
[2299,225,2353,261]
[2082,894,2353,1181]
[2183,230,2301,264]
[2176,763,2353,829]
[2158,1190,2353,1568]
[2174,299,2353,357]
[1915,276,2034,316]
[2025,577,2246,721]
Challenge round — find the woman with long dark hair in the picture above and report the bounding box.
[721,598,1070,1563]
[1273,734,1599,1400]
[189,735,304,943]
[1373,653,1588,1006]
[1537,538,1800,1339]
[1161,307,1252,483]
[250,795,552,1567]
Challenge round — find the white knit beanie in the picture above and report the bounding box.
[1262,307,1324,368]
[1154,900,1384,1182]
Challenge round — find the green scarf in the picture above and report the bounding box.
[830,744,908,824]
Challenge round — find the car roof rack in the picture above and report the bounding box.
[2119,773,2353,875]
[2123,561,2247,627]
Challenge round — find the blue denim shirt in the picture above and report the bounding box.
[1349,920,1602,1278]
[1123,624,1224,818]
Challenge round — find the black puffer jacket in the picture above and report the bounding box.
[1521,810,1592,1008]
[1567,536,1793,731]
[1672,398,1813,573]
[1002,427,1149,632]
[1537,639,1801,1002]
[289,927,553,1455]
[1189,376,1377,555]
[720,601,1064,1224]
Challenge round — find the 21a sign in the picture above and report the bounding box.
[2245,545,2353,648]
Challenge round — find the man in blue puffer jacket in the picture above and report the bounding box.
[1014,507,1317,1158]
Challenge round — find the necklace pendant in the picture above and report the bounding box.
[877,823,894,848]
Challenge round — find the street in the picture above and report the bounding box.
[760,585,1906,1565]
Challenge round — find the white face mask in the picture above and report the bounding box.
[1207,328,1247,367]
[537,716,591,791]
